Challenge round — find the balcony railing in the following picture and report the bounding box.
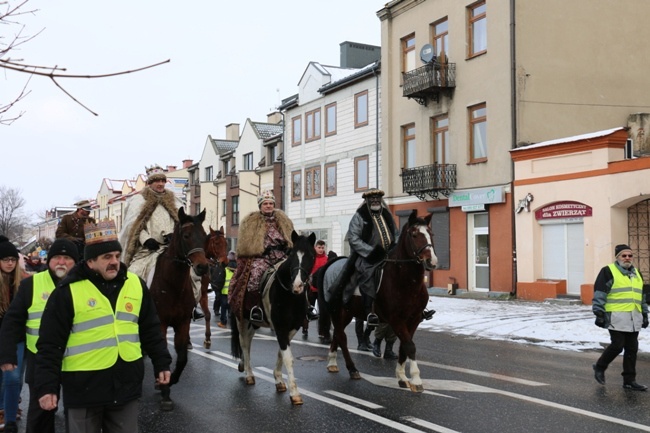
[402,62,456,106]
[401,164,457,200]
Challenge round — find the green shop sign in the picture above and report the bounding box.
[448,186,505,207]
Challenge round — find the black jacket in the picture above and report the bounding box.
[34,261,171,408]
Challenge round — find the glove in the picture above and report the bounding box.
[143,238,160,251]
[162,233,172,244]
[367,245,386,265]
[643,313,649,329]
[594,311,609,329]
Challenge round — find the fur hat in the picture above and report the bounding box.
[47,239,80,264]
[362,189,384,199]
[146,164,167,184]
[615,244,633,258]
[257,189,276,207]
[74,200,92,211]
[84,220,122,261]
[0,235,19,260]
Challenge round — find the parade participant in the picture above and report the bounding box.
[55,200,96,257]
[228,190,293,323]
[592,244,648,391]
[119,164,183,284]
[302,240,327,337]
[0,239,79,433]
[371,322,398,360]
[214,252,236,328]
[0,236,28,433]
[34,220,172,433]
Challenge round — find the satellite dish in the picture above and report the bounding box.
[420,44,435,63]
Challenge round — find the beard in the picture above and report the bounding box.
[369,204,382,212]
[54,266,68,278]
[618,259,632,269]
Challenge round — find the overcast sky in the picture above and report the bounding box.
[2,0,385,221]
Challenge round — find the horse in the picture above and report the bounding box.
[149,207,210,410]
[317,209,437,392]
[195,226,228,350]
[230,231,316,405]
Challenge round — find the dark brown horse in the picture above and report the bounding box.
[149,207,210,410]
[317,210,437,392]
[195,226,228,349]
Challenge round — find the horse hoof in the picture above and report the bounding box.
[350,371,362,380]
[276,383,287,393]
[238,361,244,373]
[203,340,211,350]
[327,366,339,373]
[160,400,174,411]
[398,380,409,389]
[290,396,304,405]
[245,377,256,385]
[410,383,424,393]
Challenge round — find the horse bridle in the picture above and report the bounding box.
[273,261,312,293]
[383,224,433,266]
[173,222,205,267]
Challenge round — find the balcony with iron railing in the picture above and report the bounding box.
[401,164,457,200]
[402,62,456,106]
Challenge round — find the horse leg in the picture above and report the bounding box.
[239,319,256,385]
[393,325,423,392]
[333,313,360,380]
[274,330,302,405]
[170,322,190,386]
[200,275,212,349]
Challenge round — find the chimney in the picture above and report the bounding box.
[267,111,282,124]
[182,159,193,169]
[225,123,240,141]
[166,165,177,172]
[339,41,381,68]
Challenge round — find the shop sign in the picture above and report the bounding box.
[535,201,592,220]
[448,186,505,207]
[461,204,486,212]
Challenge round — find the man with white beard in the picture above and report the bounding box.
[0,239,79,433]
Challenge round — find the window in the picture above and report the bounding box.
[325,162,337,196]
[402,123,416,169]
[222,199,227,216]
[468,1,486,57]
[305,108,321,142]
[402,33,416,72]
[204,166,213,181]
[292,116,302,145]
[354,155,369,192]
[432,115,449,164]
[267,145,277,165]
[325,103,337,136]
[355,91,368,128]
[222,160,230,176]
[305,166,321,199]
[291,170,302,201]
[432,18,449,58]
[242,152,254,170]
[469,103,487,163]
[231,196,239,226]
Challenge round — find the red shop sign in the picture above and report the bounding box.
[535,201,592,220]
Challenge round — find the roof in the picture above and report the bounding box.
[510,127,625,152]
[278,94,299,111]
[211,139,238,155]
[319,61,380,94]
[251,122,283,140]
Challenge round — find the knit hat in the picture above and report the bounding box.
[146,164,167,184]
[47,239,80,264]
[615,244,632,258]
[257,189,276,207]
[0,235,19,260]
[84,220,122,261]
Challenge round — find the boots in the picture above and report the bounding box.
[383,341,398,360]
[422,309,436,321]
[593,364,605,385]
[372,338,382,357]
[307,306,319,321]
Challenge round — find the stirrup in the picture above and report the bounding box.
[250,306,264,322]
[366,313,379,328]
[307,307,319,321]
[422,309,436,321]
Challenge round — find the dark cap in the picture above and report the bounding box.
[47,239,80,264]
[615,244,632,258]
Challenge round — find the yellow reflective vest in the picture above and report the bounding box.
[223,267,234,295]
[26,271,56,354]
[605,263,644,313]
[62,273,143,371]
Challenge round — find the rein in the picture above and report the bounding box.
[168,222,205,267]
[383,224,433,266]
[273,260,311,293]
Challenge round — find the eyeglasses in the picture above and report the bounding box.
[620,254,633,258]
[0,257,17,263]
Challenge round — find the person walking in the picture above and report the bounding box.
[372,322,398,360]
[302,240,328,338]
[0,239,79,433]
[592,244,648,391]
[34,220,172,432]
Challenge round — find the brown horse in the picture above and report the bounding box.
[195,226,228,349]
[149,207,210,410]
[316,210,437,392]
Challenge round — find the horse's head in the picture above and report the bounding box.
[206,226,228,266]
[171,207,210,276]
[401,210,438,271]
[281,231,317,295]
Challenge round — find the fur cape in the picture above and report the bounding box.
[236,210,294,258]
[122,188,179,265]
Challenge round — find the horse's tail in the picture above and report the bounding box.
[230,313,242,359]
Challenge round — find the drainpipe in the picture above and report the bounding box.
[373,62,380,188]
[280,110,286,210]
[510,0,518,297]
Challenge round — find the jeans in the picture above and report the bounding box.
[0,341,26,423]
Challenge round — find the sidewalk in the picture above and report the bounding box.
[420,292,650,354]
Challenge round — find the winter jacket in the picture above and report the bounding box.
[34,261,171,408]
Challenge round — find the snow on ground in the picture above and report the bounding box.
[419,296,650,353]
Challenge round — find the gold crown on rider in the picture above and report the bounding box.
[145,164,167,184]
[84,220,119,245]
[362,188,384,199]
[257,189,276,207]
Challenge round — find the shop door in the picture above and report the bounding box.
[470,213,489,292]
[542,222,584,295]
